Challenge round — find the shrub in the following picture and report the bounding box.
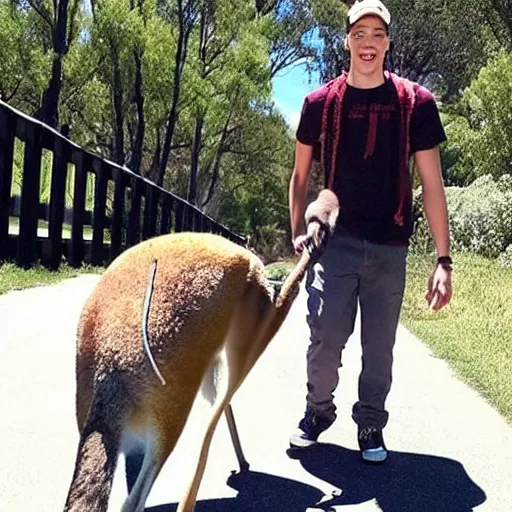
[412,174,512,258]
[499,245,512,268]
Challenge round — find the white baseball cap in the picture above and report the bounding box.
[347,0,391,28]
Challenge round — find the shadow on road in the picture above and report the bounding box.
[289,443,487,512]
[143,443,486,512]
[145,469,325,512]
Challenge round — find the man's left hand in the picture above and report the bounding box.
[425,264,453,310]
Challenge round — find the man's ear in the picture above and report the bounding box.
[344,36,350,51]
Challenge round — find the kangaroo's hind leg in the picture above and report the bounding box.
[177,282,275,512]
[201,356,250,472]
[120,427,167,512]
[120,384,203,512]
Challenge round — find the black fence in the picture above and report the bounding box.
[0,101,245,270]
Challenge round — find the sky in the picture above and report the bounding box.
[271,62,321,132]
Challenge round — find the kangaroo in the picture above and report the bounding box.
[63,189,339,512]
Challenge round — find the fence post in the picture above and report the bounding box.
[110,167,126,262]
[174,201,184,232]
[17,123,43,268]
[142,182,160,240]
[45,134,70,269]
[160,193,173,234]
[184,205,193,231]
[127,176,143,248]
[0,107,16,261]
[69,150,89,268]
[91,158,108,266]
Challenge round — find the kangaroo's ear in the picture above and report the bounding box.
[304,189,339,234]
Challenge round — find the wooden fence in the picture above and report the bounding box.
[0,100,246,270]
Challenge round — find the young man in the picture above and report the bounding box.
[288,0,452,463]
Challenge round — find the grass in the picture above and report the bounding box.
[402,252,512,424]
[264,257,297,281]
[264,251,512,425]
[0,262,103,295]
[9,216,96,240]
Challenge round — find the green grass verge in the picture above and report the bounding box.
[0,263,103,295]
[402,252,512,424]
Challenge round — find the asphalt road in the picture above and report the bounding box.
[1,274,511,512]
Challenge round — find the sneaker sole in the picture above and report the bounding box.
[289,436,318,449]
[361,447,388,464]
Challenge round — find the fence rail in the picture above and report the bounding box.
[0,100,246,269]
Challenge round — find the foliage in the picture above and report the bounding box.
[0,0,313,242]
[264,258,296,280]
[2,0,512,251]
[214,107,294,260]
[459,50,512,176]
[498,245,512,269]
[440,51,512,186]
[412,174,512,258]
[0,1,51,110]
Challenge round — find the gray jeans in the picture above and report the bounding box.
[305,228,407,430]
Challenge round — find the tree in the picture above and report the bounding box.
[24,0,82,127]
[0,2,50,111]
[440,50,512,187]
[149,0,199,186]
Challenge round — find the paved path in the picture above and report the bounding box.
[1,274,511,512]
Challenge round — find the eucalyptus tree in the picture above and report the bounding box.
[16,0,83,127]
[148,0,200,185]
[443,50,512,184]
[0,1,50,111]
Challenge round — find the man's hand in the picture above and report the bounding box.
[425,264,453,310]
[292,234,310,255]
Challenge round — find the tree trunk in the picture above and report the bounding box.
[111,43,125,165]
[35,0,70,127]
[129,49,145,174]
[149,126,161,179]
[152,0,194,186]
[201,112,232,208]
[36,55,63,127]
[188,116,203,205]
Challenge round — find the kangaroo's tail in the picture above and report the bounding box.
[275,189,339,311]
[64,374,129,512]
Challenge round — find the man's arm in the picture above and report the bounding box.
[289,141,314,252]
[415,146,452,310]
[415,146,450,257]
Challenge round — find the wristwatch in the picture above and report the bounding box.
[437,255,453,270]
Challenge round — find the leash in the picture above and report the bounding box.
[142,260,167,386]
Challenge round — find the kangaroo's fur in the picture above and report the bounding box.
[63,189,339,512]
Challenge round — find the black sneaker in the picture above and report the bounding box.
[289,410,331,448]
[358,426,388,463]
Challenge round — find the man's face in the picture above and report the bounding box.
[347,15,390,77]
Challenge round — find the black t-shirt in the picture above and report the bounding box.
[296,77,447,244]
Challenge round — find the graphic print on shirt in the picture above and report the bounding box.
[348,103,397,160]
